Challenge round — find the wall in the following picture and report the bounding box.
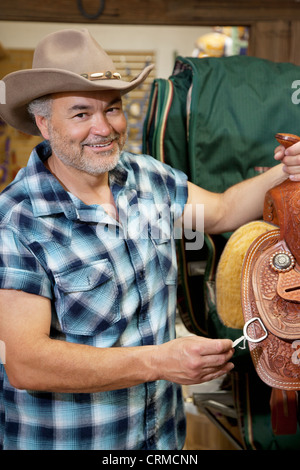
[0,21,211,79]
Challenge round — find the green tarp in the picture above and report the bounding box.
[143,55,300,449]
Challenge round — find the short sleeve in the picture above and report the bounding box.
[0,225,52,298]
[168,166,188,220]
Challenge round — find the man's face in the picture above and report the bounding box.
[40,90,128,176]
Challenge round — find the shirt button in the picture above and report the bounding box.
[138,270,145,280]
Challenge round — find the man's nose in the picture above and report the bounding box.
[91,113,112,136]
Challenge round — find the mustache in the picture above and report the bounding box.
[81,135,119,146]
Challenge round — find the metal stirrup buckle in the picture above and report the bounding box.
[244,317,268,343]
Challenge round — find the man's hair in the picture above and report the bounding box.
[27,95,53,121]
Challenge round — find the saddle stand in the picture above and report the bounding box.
[241,134,300,435]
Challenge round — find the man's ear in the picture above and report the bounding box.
[34,115,50,140]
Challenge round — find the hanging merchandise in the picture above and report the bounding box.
[192,26,249,58]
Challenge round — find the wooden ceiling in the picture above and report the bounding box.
[1,0,300,25]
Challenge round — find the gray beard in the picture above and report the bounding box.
[53,145,122,176]
[47,130,127,176]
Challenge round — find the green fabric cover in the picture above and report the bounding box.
[143,54,300,339]
[145,55,300,191]
[143,55,300,448]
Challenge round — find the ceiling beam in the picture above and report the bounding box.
[1,0,300,25]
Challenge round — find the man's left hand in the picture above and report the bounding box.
[274,141,300,181]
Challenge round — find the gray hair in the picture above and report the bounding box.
[27,95,53,121]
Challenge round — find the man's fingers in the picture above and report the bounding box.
[284,140,300,155]
[196,362,235,384]
[194,337,233,356]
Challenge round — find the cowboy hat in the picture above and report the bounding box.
[0,28,154,136]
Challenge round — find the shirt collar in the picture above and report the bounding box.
[24,141,128,221]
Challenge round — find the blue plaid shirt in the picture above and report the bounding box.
[0,141,188,450]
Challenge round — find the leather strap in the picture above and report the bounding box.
[270,389,298,435]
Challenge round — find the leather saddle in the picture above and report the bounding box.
[241,134,300,435]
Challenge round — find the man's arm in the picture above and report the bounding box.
[0,289,234,392]
[184,162,287,234]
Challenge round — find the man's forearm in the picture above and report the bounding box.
[6,329,234,393]
[217,163,287,233]
[7,337,158,393]
[185,163,287,235]
[1,289,159,393]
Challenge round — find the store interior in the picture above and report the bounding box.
[1,0,300,451]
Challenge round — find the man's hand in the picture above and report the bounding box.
[156,336,234,385]
[274,141,300,181]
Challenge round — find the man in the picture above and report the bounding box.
[0,29,298,450]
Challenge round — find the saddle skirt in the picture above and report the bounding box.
[241,179,300,391]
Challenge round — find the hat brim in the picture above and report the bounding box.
[0,64,154,136]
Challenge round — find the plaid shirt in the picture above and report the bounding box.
[0,141,188,450]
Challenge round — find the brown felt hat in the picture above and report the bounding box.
[0,28,154,136]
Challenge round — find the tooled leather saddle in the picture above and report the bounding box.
[241,133,300,435]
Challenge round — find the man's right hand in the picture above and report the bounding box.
[156,335,234,385]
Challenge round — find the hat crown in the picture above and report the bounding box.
[32,29,115,76]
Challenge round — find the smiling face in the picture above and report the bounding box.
[35,90,128,176]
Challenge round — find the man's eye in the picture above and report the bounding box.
[107,106,122,113]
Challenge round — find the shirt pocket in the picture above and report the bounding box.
[152,238,178,285]
[53,259,120,336]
